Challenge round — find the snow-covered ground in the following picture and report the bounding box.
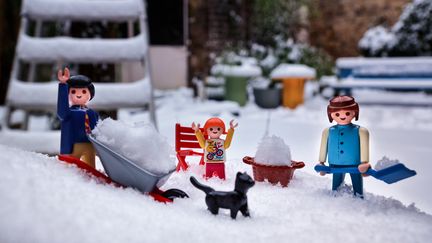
[1,87,432,242]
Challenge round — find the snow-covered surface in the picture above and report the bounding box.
[22,0,144,21]
[375,156,400,171]
[1,88,432,242]
[353,63,432,76]
[254,135,292,166]
[1,145,431,243]
[18,34,146,62]
[0,130,60,154]
[336,57,432,69]
[93,118,175,174]
[330,77,432,89]
[7,78,151,110]
[270,64,316,79]
[211,64,262,77]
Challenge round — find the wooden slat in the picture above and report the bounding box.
[179,134,198,141]
[178,141,202,149]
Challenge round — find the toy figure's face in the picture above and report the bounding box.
[331,109,356,125]
[207,126,223,139]
[69,87,91,106]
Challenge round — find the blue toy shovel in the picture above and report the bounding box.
[314,164,416,184]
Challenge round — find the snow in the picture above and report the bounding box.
[375,156,400,171]
[2,88,432,242]
[92,118,175,174]
[18,34,147,62]
[211,64,262,77]
[1,145,431,243]
[22,0,144,21]
[336,57,432,69]
[358,25,395,56]
[270,64,316,79]
[7,78,151,110]
[353,63,432,76]
[0,130,60,154]
[254,135,292,166]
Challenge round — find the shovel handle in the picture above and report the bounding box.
[314,164,375,175]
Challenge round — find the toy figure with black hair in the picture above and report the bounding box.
[318,96,370,197]
[191,118,238,180]
[57,67,99,168]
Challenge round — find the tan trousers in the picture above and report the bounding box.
[70,143,96,168]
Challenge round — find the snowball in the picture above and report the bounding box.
[254,135,292,166]
[92,118,175,174]
[375,156,400,171]
[270,64,316,79]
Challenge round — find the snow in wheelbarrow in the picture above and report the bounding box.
[88,135,187,198]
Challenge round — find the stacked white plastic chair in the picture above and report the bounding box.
[3,0,157,141]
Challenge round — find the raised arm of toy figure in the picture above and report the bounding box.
[224,120,238,149]
[57,68,71,120]
[192,122,206,149]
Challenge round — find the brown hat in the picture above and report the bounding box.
[327,96,359,122]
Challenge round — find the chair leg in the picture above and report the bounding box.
[199,155,205,166]
[176,154,189,172]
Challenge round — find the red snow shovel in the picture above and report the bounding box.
[314,163,416,184]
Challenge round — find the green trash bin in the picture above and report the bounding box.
[211,64,261,106]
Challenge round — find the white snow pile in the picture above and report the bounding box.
[358,25,395,56]
[211,64,262,77]
[270,64,316,79]
[1,144,432,243]
[7,78,151,110]
[22,0,144,21]
[374,156,400,171]
[92,118,175,174]
[254,135,292,166]
[18,34,147,62]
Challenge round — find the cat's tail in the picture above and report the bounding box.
[190,176,215,194]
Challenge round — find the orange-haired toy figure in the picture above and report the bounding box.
[192,118,238,179]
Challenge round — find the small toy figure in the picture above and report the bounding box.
[318,96,370,197]
[190,172,254,219]
[57,67,99,168]
[191,118,238,179]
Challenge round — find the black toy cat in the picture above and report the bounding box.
[190,172,255,219]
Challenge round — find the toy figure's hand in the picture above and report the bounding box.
[58,67,70,84]
[229,120,238,130]
[358,162,371,177]
[318,162,326,176]
[191,122,200,132]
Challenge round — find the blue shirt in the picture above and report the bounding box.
[327,123,361,166]
[57,83,99,154]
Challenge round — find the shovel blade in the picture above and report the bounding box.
[373,163,417,184]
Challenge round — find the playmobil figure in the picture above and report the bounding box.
[191,118,238,179]
[57,67,99,168]
[190,172,254,219]
[318,96,370,197]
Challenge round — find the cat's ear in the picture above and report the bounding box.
[236,171,242,177]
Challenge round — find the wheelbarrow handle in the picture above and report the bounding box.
[291,161,306,169]
[242,156,254,165]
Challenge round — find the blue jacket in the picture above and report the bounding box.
[327,124,360,166]
[57,83,99,154]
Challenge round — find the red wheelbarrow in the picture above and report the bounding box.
[243,156,305,187]
[58,135,188,203]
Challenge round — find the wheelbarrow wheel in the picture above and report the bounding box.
[162,188,189,200]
